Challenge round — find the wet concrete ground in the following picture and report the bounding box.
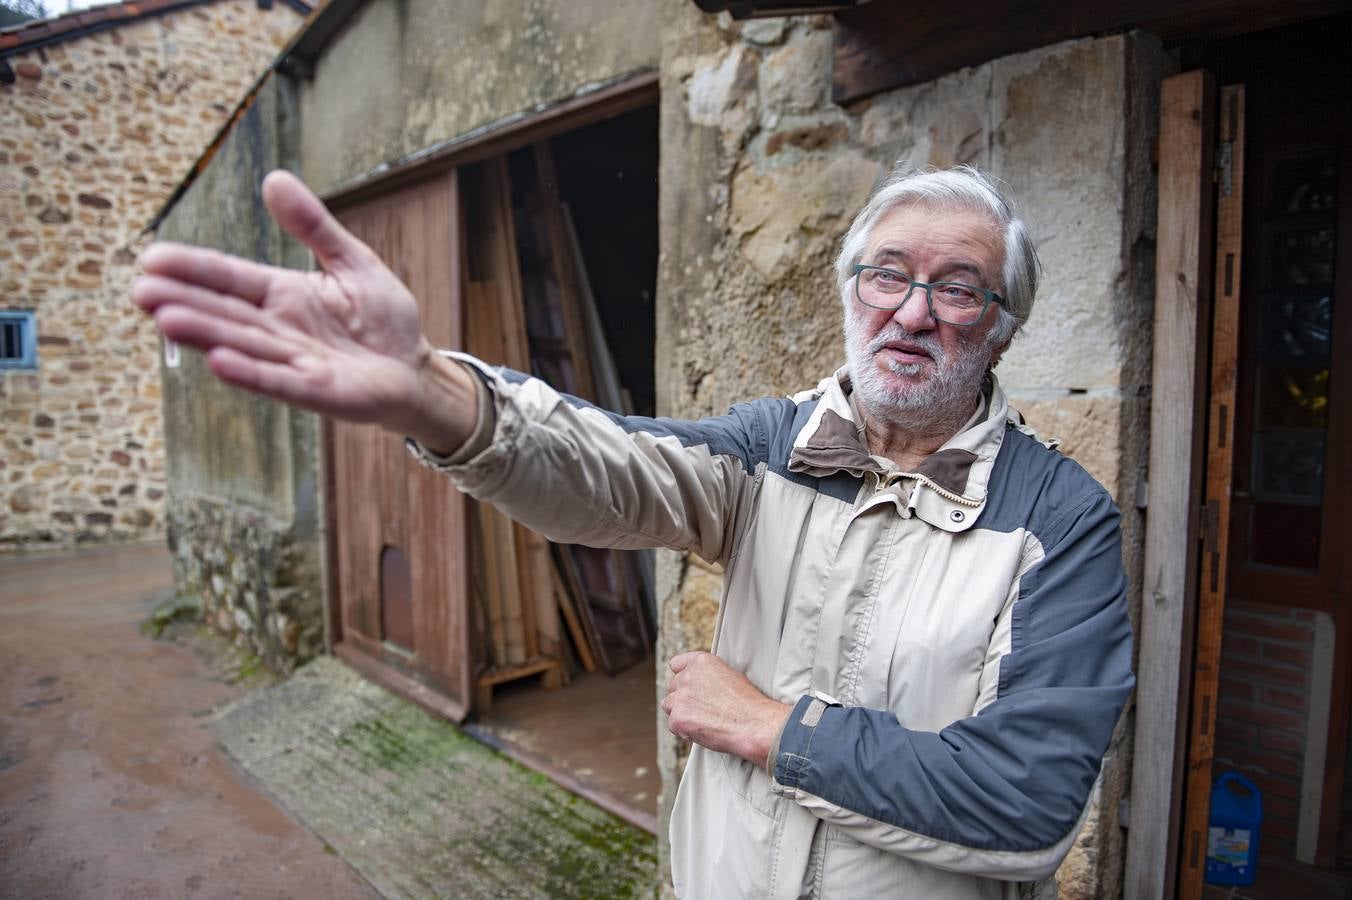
[0,541,377,899]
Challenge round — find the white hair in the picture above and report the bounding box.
[835,164,1040,346]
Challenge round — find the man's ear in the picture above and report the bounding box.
[988,337,1012,369]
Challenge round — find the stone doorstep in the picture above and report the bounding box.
[211,656,658,900]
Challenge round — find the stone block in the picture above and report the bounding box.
[759,27,832,115]
[740,17,786,46]
[9,484,46,514]
[1004,388,1140,504]
[686,45,758,128]
[990,37,1136,391]
[730,152,880,278]
[678,561,722,653]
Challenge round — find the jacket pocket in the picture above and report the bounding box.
[720,751,780,819]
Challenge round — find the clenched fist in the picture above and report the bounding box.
[661,651,791,769]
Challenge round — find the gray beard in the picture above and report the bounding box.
[844,316,992,439]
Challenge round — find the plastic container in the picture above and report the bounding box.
[1205,771,1262,886]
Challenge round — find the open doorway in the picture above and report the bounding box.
[458,105,661,833]
[1189,16,1352,900]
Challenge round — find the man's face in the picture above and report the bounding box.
[844,204,1007,432]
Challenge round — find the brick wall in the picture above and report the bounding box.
[1213,602,1318,858]
[0,0,306,549]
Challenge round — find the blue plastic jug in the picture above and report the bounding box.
[1205,771,1262,885]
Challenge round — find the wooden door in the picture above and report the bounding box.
[326,170,472,721]
[1222,69,1352,870]
[1177,19,1352,895]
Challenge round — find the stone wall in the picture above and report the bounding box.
[654,6,1171,896]
[155,72,321,673]
[0,0,308,550]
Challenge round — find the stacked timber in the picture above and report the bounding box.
[464,147,653,710]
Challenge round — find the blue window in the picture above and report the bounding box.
[0,311,37,370]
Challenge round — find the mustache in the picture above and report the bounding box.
[865,324,946,362]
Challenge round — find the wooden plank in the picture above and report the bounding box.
[552,556,598,674]
[525,528,563,665]
[533,142,596,401]
[830,0,1348,104]
[1125,69,1216,900]
[1176,83,1245,900]
[477,657,560,687]
[562,202,626,414]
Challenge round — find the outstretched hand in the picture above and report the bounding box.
[132,170,476,452]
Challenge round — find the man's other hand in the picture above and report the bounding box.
[662,651,792,770]
[132,170,476,454]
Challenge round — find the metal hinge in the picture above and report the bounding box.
[1202,499,1220,554]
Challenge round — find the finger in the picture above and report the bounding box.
[660,695,673,716]
[154,305,297,364]
[669,653,695,674]
[206,346,317,409]
[139,243,274,305]
[133,274,270,326]
[262,170,372,273]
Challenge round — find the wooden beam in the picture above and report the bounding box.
[1176,83,1245,900]
[1125,69,1216,900]
[831,0,1347,105]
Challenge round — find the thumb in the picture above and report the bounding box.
[261,169,369,272]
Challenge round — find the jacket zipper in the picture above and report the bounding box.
[890,471,984,508]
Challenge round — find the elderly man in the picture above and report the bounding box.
[134,164,1133,899]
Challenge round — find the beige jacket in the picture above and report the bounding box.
[433,354,1133,899]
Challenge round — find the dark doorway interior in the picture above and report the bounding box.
[464,105,662,833]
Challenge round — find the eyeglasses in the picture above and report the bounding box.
[852,263,1006,327]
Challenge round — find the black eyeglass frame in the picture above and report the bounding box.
[851,263,1008,327]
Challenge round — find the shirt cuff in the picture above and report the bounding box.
[769,692,842,792]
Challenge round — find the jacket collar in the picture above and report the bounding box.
[787,367,1013,532]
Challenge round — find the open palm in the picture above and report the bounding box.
[133,171,452,437]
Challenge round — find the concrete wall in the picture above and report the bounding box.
[653,7,1172,896]
[296,0,662,194]
[155,73,324,672]
[0,0,308,550]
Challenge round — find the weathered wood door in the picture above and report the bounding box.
[1176,20,1352,895]
[326,170,471,721]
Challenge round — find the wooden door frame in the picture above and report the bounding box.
[1175,83,1247,900]
[1125,68,1217,900]
[1130,57,1352,896]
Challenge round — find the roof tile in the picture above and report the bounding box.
[0,0,313,56]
